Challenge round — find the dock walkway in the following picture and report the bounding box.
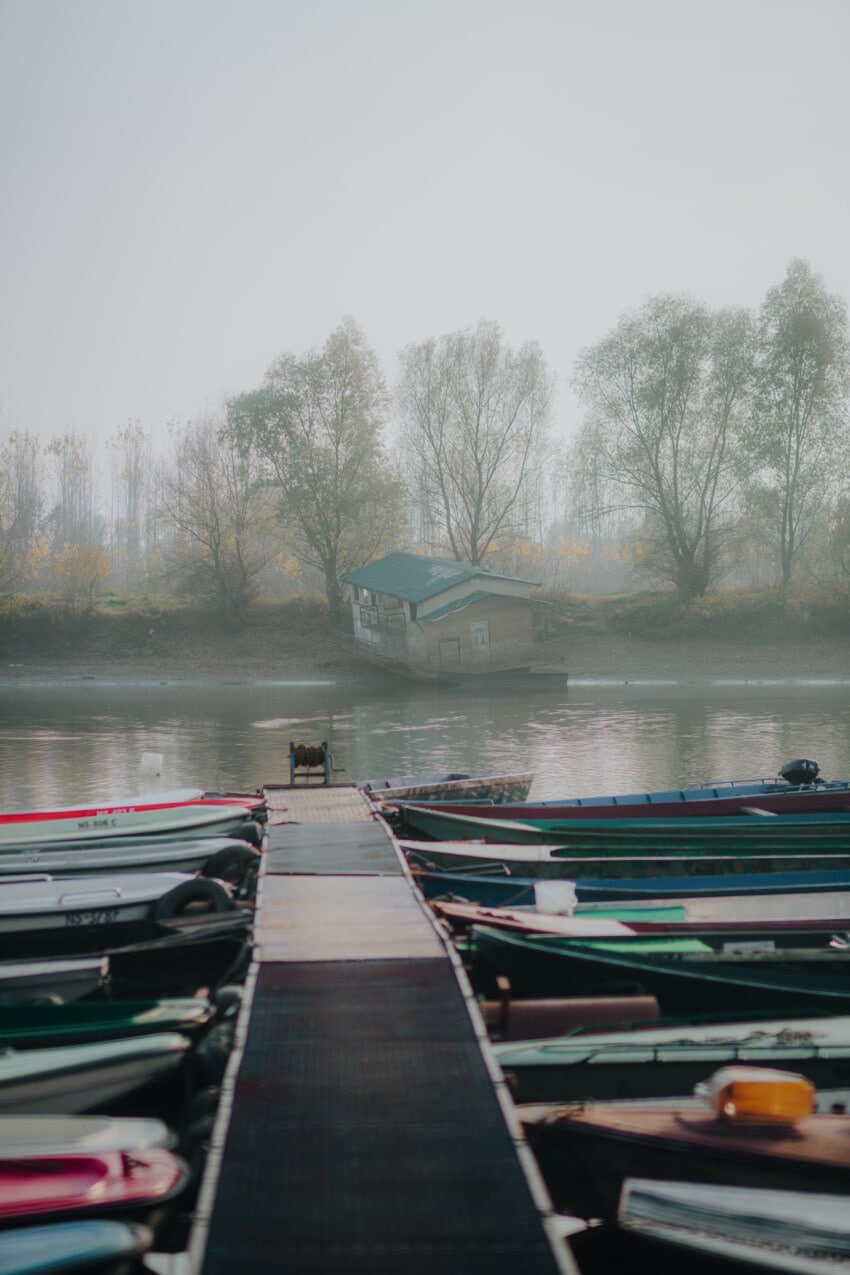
[189,784,574,1274]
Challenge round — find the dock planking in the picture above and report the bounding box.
[190,785,574,1274]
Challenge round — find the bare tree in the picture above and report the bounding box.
[158,415,278,621]
[44,432,101,551]
[228,318,406,625]
[742,259,850,587]
[396,319,552,566]
[109,420,154,588]
[0,429,44,590]
[572,296,753,599]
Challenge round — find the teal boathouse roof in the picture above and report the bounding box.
[340,552,539,604]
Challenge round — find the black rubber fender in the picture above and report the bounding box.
[232,820,263,849]
[151,876,236,920]
[201,844,261,885]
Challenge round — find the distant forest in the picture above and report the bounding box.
[2,259,849,625]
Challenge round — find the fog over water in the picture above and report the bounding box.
[1,680,848,809]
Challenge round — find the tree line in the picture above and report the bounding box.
[1,259,848,625]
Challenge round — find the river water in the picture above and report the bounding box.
[1,674,849,808]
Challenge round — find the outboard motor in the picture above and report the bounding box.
[779,758,821,786]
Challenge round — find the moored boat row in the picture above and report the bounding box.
[371,757,850,1273]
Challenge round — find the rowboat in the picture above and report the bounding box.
[412,863,850,906]
[0,790,262,849]
[0,872,235,958]
[614,1177,850,1274]
[402,837,850,882]
[0,998,214,1050]
[0,1220,154,1274]
[0,1147,189,1223]
[393,757,850,823]
[0,833,260,882]
[468,924,850,1015]
[0,1032,191,1113]
[431,892,850,949]
[521,1066,850,1219]
[495,1013,850,1104]
[395,805,850,851]
[0,1114,173,1156]
[361,770,534,805]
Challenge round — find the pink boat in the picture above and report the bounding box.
[0,1149,189,1222]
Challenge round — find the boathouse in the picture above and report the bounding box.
[340,550,540,674]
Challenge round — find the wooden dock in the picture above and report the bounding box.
[188,784,575,1274]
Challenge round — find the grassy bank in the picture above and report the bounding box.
[534,586,850,644]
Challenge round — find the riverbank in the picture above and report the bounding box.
[3,627,850,685]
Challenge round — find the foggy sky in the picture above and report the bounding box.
[1,0,848,448]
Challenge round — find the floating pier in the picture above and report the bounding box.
[189,784,574,1274]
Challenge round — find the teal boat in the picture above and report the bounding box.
[397,804,850,852]
[0,998,213,1050]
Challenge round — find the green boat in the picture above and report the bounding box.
[397,804,850,854]
[468,923,850,1017]
[0,999,213,1050]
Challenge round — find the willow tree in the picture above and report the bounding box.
[228,318,406,625]
[572,295,754,599]
[396,319,552,566]
[742,260,850,587]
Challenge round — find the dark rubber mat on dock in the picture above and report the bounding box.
[266,821,402,874]
[200,959,563,1274]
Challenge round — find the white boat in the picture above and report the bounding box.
[0,834,259,879]
[0,872,235,957]
[0,1032,191,1112]
[618,1177,850,1272]
[0,954,109,1005]
[0,790,258,848]
[0,1113,173,1155]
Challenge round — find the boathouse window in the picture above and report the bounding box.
[439,638,460,662]
[360,604,378,628]
[384,609,406,632]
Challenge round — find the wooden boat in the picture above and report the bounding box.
[402,836,850,883]
[468,923,850,1015]
[0,954,109,1005]
[431,893,850,949]
[396,804,850,852]
[0,1032,192,1113]
[412,862,850,906]
[360,770,534,804]
[495,1013,850,1104]
[522,1066,850,1219]
[0,1114,173,1156]
[0,833,260,882]
[0,872,235,958]
[0,1219,154,1274]
[615,1177,850,1274]
[0,1147,189,1224]
[395,757,850,823]
[0,998,213,1050]
[0,790,261,849]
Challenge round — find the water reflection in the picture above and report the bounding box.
[0,679,849,808]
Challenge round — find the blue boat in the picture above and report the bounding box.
[411,863,850,906]
[0,1219,152,1273]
